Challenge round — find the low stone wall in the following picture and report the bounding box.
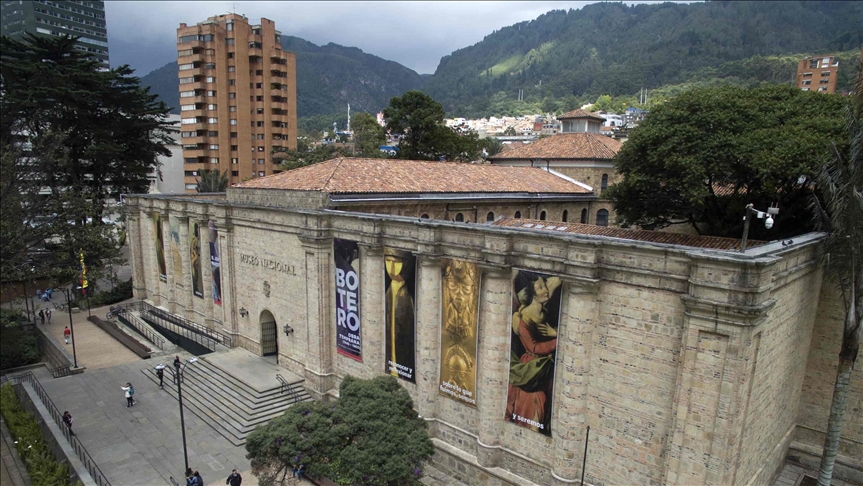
[33,323,83,376]
[87,316,152,358]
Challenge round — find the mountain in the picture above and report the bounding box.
[138,35,425,117]
[421,1,863,115]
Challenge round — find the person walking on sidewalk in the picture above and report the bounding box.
[63,326,71,344]
[193,470,204,486]
[46,309,52,324]
[225,469,242,486]
[156,367,164,388]
[121,383,135,407]
[38,309,45,325]
[62,411,74,435]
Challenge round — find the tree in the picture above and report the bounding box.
[351,112,387,157]
[1,34,172,282]
[383,91,482,162]
[606,85,847,238]
[481,137,504,158]
[503,126,517,136]
[195,169,229,193]
[273,144,352,171]
[811,62,863,486]
[246,375,434,486]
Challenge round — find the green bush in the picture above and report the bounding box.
[0,384,77,486]
[0,311,41,370]
[88,278,132,307]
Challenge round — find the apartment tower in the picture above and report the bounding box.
[0,0,109,66]
[795,55,838,94]
[177,14,297,192]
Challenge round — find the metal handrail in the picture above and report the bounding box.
[139,310,219,351]
[7,372,112,486]
[34,331,73,378]
[276,374,288,394]
[139,301,232,347]
[114,308,166,350]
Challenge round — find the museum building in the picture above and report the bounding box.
[124,158,861,486]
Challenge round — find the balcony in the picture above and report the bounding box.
[177,39,203,49]
[182,149,207,158]
[180,81,204,91]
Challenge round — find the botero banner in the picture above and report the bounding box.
[384,248,416,383]
[208,220,222,306]
[154,213,167,282]
[334,238,362,361]
[506,269,563,436]
[438,259,480,407]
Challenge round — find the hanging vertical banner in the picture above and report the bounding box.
[334,238,362,361]
[79,249,88,294]
[505,269,563,436]
[190,221,204,298]
[438,259,480,407]
[384,248,416,382]
[208,220,222,306]
[169,217,183,284]
[154,213,167,282]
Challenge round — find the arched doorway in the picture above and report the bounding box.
[260,310,278,362]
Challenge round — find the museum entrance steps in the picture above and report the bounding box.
[139,349,310,446]
[126,301,232,356]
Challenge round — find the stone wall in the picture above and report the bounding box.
[336,201,592,225]
[123,194,837,486]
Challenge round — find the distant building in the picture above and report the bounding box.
[796,55,838,93]
[0,0,109,67]
[147,115,185,195]
[376,111,385,126]
[176,13,297,192]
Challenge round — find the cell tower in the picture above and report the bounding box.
[347,104,351,133]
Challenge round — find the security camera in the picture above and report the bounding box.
[764,216,774,230]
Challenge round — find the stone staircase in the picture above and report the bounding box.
[139,356,311,446]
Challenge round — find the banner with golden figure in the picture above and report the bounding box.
[438,259,480,407]
[505,269,563,436]
[154,213,167,282]
[169,217,183,284]
[190,221,204,298]
[384,248,416,383]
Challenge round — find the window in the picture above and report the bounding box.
[179,77,194,84]
[178,49,194,56]
[562,210,568,222]
[201,34,214,42]
[184,158,198,164]
[231,158,238,164]
[232,170,238,176]
[821,71,831,77]
[181,131,195,138]
[230,132,237,138]
[231,145,238,151]
[540,211,547,221]
[181,118,197,125]
[228,93,236,99]
[256,121,264,127]
[227,52,234,59]
[455,213,464,222]
[258,146,265,152]
[181,104,196,111]
[209,157,219,164]
[225,38,234,45]
[802,80,811,86]
[185,183,198,190]
[257,134,264,140]
[820,79,830,84]
[514,211,521,219]
[204,62,215,70]
[258,171,265,177]
[207,131,218,137]
[227,66,235,72]
[230,119,237,125]
[229,106,237,112]
[209,144,219,150]
[809,59,819,69]
[486,212,495,222]
[207,104,217,110]
[802,72,812,77]
[581,208,588,224]
[226,22,233,31]
[601,174,609,194]
[206,90,216,97]
[802,88,810,91]
[420,214,429,219]
[258,159,265,164]
[178,63,194,70]
[207,117,217,124]
[256,70,263,76]
[256,108,264,115]
[205,49,215,55]
[596,209,609,227]
[205,76,216,83]
[178,34,198,43]
[256,96,264,102]
[180,90,195,98]
[255,83,263,89]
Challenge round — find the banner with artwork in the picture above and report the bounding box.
[384,248,416,382]
[190,221,204,298]
[208,220,222,306]
[438,259,480,407]
[154,213,167,282]
[334,238,362,361]
[505,269,563,436]
[169,217,183,284]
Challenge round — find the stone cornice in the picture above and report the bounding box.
[680,294,777,328]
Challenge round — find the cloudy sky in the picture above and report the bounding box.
[106,1,672,77]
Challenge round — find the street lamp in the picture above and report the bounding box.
[59,287,78,369]
[740,203,779,252]
[169,357,198,473]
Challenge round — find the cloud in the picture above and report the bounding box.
[106,1,662,76]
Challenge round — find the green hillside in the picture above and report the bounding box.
[422,1,863,116]
[138,35,425,117]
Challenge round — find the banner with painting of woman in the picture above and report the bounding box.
[154,213,167,282]
[505,269,563,436]
[169,217,183,284]
[190,221,204,298]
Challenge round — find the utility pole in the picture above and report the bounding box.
[347,104,350,133]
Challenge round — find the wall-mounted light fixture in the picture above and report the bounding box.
[239,307,248,318]
[283,324,294,336]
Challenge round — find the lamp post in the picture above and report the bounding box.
[60,287,78,368]
[740,203,779,252]
[170,357,198,473]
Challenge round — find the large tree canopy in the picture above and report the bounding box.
[606,84,848,239]
[350,112,388,157]
[246,375,434,486]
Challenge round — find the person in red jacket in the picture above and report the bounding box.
[63,326,71,344]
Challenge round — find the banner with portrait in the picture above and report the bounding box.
[169,217,183,284]
[154,213,167,282]
[438,259,480,407]
[208,220,222,306]
[190,221,204,298]
[505,269,563,436]
[384,248,416,383]
[334,238,362,361]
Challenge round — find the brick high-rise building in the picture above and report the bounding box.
[795,55,838,94]
[177,14,297,192]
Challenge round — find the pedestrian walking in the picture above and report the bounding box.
[225,469,242,486]
[156,367,164,388]
[62,411,74,435]
[174,355,181,368]
[63,326,71,344]
[38,309,45,325]
[46,309,52,324]
[194,471,204,486]
[121,383,135,407]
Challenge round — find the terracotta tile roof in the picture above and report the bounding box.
[492,218,765,250]
[558,109,606,121]
[234,157,593,194]
[488,132,622,161]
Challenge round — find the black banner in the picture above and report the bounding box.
[384,248,416,382]
[208,220,222,306]
[334,238,362,361]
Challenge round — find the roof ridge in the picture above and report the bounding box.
[322,157,345,192]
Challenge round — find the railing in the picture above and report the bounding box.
[7,372,112,486]
[276,374,304,403]
[139,309,219,351]
[113,307,166,350]
[276,374,288,394]
[34,330,73,378]
[139,301,232,347]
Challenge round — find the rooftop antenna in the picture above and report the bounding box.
[347,104,351,133]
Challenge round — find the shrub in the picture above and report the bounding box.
[88,278,133,307]
[0,311,40,370]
